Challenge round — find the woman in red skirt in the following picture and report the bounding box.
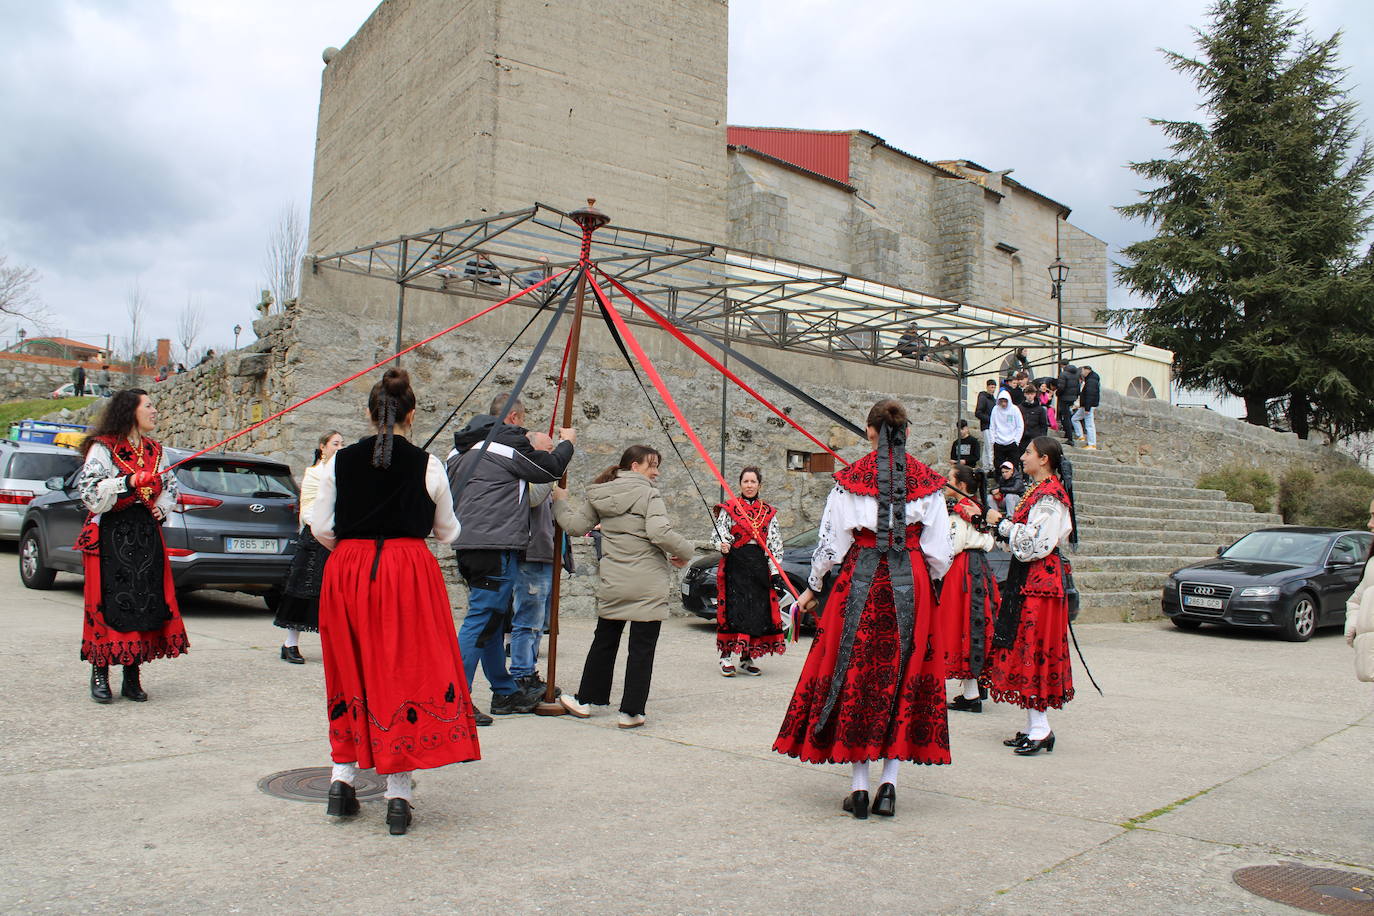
[981,435,1075,756]
[941,464,1000,713]
[713,466,786,676]
[311,368,479,835]
[75,388,188,704]
[774,399,953,819]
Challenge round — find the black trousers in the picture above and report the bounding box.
[575,617,662,716]
[1058,403,1075,440]
[992,441,1021,471]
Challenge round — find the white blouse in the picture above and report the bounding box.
[298,463,324,527]
[76,442,178,519]
[808,487,952,590]
[310,454,461,550]
[997,494,1072,561]
[950,511,995,555]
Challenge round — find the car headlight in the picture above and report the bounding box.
[1238,586,1280,598]
[1163,579,1179,591]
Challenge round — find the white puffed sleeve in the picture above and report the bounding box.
[997,495,1072,561]
[808,486,855,591]
[764,515,783,576]
[711,507,732,551]
[154,447,177,516]
[949,513,996,555]
[310,456,337,550]
[75,443,128,515]
[426,454,461,544]
[912,491,953,580]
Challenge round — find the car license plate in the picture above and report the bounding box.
[1184,596,1223,609]
[226,537,279,554]
[680,580,691,596]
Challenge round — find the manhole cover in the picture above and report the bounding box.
[1234,864,1374,915]
[258,767,386,804]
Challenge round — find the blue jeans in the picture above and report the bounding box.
[1072,407,1097,446]
[510,559,553,678]
[458,550,519,695]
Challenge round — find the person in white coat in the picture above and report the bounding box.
[988,389,1024,474]
[1344,497,1374,682]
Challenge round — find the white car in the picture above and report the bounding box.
[49,382,112,399]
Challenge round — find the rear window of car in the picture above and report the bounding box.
[176,460,298,499]
[6,450,82,482]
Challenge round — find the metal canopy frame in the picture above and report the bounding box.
[311,202,1135,377]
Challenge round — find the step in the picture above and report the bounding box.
[1073,569,1174,592]
[1077,505,1279,524]
[1072,467,1206,487]
[1071,555,1211,573]
[1072,539,1222,557]
[1072,481,1229,502]
[1077,589,1164,623]
[1073,493,1268,516]
[1081,516,1275,536]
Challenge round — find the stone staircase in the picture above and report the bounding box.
[1064,447,1283,622]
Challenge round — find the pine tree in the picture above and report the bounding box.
[1115,0,1374,437]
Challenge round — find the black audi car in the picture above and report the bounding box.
[1161,527,1371,641]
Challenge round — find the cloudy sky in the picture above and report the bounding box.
[2,0,1372,357]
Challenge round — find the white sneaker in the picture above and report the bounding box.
[719,657,736,677]
[617,713,646,729]
[558,694,592,718]
[738,657,762,676]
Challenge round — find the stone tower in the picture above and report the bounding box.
[308,0,730,255]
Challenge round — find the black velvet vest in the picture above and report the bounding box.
[332,436,436,540]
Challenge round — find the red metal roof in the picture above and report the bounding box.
[726,127,851,185]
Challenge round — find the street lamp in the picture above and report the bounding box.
[1048,257,1070,365]
[233,324,242,349]
[17,328,26,350]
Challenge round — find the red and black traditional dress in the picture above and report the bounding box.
[76,435,188,666]
[773,444,954,764]
[312,435,480,775]
[981,475,1075,710]
[939,497,1000,680]
[713,496,786,659]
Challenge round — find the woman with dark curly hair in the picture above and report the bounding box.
[773,399,953,819]
[273,429,343,662]
[75,388,188,704]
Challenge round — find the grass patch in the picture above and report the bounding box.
[1120,786,1214,829]
[0,396,96,432]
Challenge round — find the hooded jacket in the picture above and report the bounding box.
[989,391,1024,446]
[1057,365,1081,404]
[1079,370,1101,409]
[552,470,694,622]
[447,414,574,551]
[974,389,996,430]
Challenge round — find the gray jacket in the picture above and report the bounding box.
[447,415,574,551]
[523,483,556,564]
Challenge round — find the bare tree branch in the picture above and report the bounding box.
[263,203,305,315]
[0,253,53,329]
[125,280,148,384]
[176,297,203,367]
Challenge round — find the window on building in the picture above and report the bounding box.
[1127,377,1157,399]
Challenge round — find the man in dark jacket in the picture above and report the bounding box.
[974,379,996,431]
[1074,365,1101,449]
[510,431,561,698]
[1056,361,1080,444]
[1019,393,1049,451]
[448,394,576,715]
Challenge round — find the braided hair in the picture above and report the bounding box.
[367,369,416,468]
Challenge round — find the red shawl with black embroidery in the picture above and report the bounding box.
[832,451,945,500]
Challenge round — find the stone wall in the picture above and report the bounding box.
[0,352,155,401]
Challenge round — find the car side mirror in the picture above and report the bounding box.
[1215,546,1225,557]
[45,476,65,491]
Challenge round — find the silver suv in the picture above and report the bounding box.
[0,441,84,540]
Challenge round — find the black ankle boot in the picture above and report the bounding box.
[121,665,148,702]
[326,781,359,817]
[90,665,112,704]
[387,798,412,835]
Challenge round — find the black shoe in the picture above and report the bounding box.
[948,695,982,713]
[121,665,148,702]
[386,798,412,835]
[1002,732,1029,747]
[472,704,493,727]
[326,781,359,817]
[841,790,870,819]
[516,674,561,699]
[490,688,541,715]
[1014,732,1056,756]
[873,783,896,817]
[90,665,112,704]
[281,645,305,664]
[979,685,989,700]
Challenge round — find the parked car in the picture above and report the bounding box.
[49,382,112,399]
[680,526,827,630]
[0,440,84,541]
[18,446,300,609]
[1161,526,1371,641]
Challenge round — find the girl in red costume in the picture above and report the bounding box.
[774,399,953,819]
[982,435,1075,755]
[76,389,188,704]
[713,466,786,676]
[312,369,480,835]
[941,464,1000,713]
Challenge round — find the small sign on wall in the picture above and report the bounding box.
[250,403,263,422]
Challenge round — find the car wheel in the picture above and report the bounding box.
[19,528,56,590]
[1170,617,1202,631]
[1280,592,1317,642]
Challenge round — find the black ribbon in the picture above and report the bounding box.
[965,548,994,677]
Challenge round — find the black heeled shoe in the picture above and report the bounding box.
[948,695,982,713]
[387,798,412,835]
[1014,732,1056,756]
[90,665,112,704]
[281,645,305,664]
[1002,732,1029,748]
[120,665,147,702]
[326,781,359,817]
[841,790,870,819]
[873,783,896,817]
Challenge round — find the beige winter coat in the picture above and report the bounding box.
[553,470,695,622]
[1344,557,1374,682]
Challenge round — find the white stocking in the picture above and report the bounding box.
[961,679,980,700]
[331,762,358,785]
[880,758,900,786]
[1027,709,1051,740]
[850,762,870,793]
[385,771,414,802]
[283,628,300,648]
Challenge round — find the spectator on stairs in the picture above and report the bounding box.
[989,390,1024,472]
[1019,388,1050,452]
[1073,366,1101,450]
[949,419,981,470]
[1056,362,1080,445]
[990,460,1025,520]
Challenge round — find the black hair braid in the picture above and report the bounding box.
[371,395,396,468]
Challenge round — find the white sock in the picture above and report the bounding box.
[385,771,413,802]
[283,628,300,648]
[850,762,870,793]
[331,762,358,785]
[961,679,980,700]
[1027,709,1051,740]
[880,758,900,786]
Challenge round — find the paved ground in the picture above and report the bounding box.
[2,549,1371,915]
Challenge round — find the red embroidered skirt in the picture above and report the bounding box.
[80,525,188,667]
[773,536,950,765]
[938,550,999,681]
[981,593,1074,711]
[320,538,480,774]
